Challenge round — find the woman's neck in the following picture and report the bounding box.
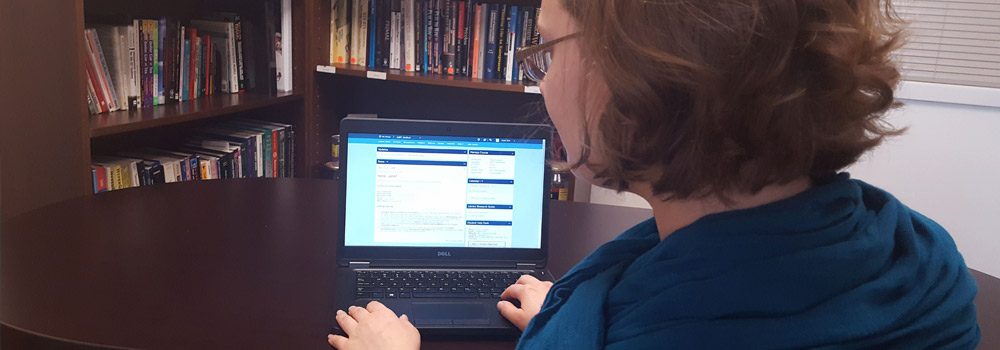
[631,177,812,241]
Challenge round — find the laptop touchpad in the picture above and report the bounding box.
[412,302,488,325]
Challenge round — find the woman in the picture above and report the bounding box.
[328,0,981,348]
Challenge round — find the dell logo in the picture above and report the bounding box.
[437,251,452,257]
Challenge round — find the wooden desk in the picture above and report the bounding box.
[1,179,996,349]
[0,179,651,349]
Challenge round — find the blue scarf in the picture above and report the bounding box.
[518,174,980,349]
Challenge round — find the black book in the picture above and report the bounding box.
[496,4,509,81]
[431,0,441,73]
[461,0,473,76]
[262,0,280,96]
[455,0,465,76]
[380,0,392,69]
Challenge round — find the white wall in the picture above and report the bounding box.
[851,100,1000,277]
[590,99,1000,277]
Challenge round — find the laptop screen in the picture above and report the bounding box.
[344,133,547,249]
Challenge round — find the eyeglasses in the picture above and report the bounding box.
[515,33,581,83]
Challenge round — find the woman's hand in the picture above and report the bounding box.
[328,301,420,350]
[497,274,553,331]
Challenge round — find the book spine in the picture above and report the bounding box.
[521,8,536,81]
[181,38,190,101]
[194,35,202,98]
[505,6,518,82]
[368,0,377,69]
[155,19,163,105]
[234,16,246,91]
[484,4,498,80]
[91,29,120,111]
[470,3,480,79]
[331,0,339,64]
[427,0,442,74]
[381,0,392,69]
[496,4,508,82]
[115,27,130,109]
[142,21,153,107]
[129,23,141,109]
[165,20,176,102]
[190,28,198,100]
[278,0,294,92]
[83,31,109,113]
[228,22,239,93]
[403,0,415,72]
[389,0,401,70]
[203,34,212,95]
[455,1,465,76]
[444,0,456,75]
[413,0,427,73]
[478,5,487,80]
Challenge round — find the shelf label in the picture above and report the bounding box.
[316,65,337,74]
[367,71,388,80]
[524,86,541,94]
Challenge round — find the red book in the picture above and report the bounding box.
[83,31,111,113]
[188,28,198,99]
[203,34,212,95]
[92,165,108,193]
[471,4,482,79]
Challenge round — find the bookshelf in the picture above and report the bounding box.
[0,0,581,220]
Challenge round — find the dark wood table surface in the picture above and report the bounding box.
[1,179,997,349]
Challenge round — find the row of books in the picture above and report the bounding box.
[91,119,294,193]
[84,0,294,115]
[329,0,540,82]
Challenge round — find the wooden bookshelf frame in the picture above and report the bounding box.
[315,64,542,94]
[90,92,304,137]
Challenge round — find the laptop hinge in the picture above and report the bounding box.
[516,263,537,270]
[348,261,371,268]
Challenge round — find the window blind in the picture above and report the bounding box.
[892,0,1000,89]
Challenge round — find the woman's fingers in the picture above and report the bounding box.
[348,305,371,322]
[497,300,527,330]
[501,283,526,301]
[335,309,358,335]
[516,274,540,285]
[327,334,348,349]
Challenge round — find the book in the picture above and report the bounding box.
[390,0,402,70]
[332,0,351,64]
[484,4,498,80]
[505,6,518,82]
[128,23,141,109]
[403,0,416,72]
[83,31,110,113]
[277,0,294,92]
[95,26,129,111]
[495,4,509,81]
[191,20,239,94]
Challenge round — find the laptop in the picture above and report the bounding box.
[333,117,553,337]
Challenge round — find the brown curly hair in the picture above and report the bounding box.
[562,0,907,199]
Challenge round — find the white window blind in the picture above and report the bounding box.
[892,0,1000,89]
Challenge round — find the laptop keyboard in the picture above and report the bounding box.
[355,270,536,299]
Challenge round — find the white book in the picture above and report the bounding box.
[277,0,294,92]
[332,0,350,64]
[87,29,120,111]
[505,18,516,82]
[390,5,401,70]
[403,0,416,72]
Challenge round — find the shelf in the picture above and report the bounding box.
[315,64,542,94]
[89,92,304,138]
